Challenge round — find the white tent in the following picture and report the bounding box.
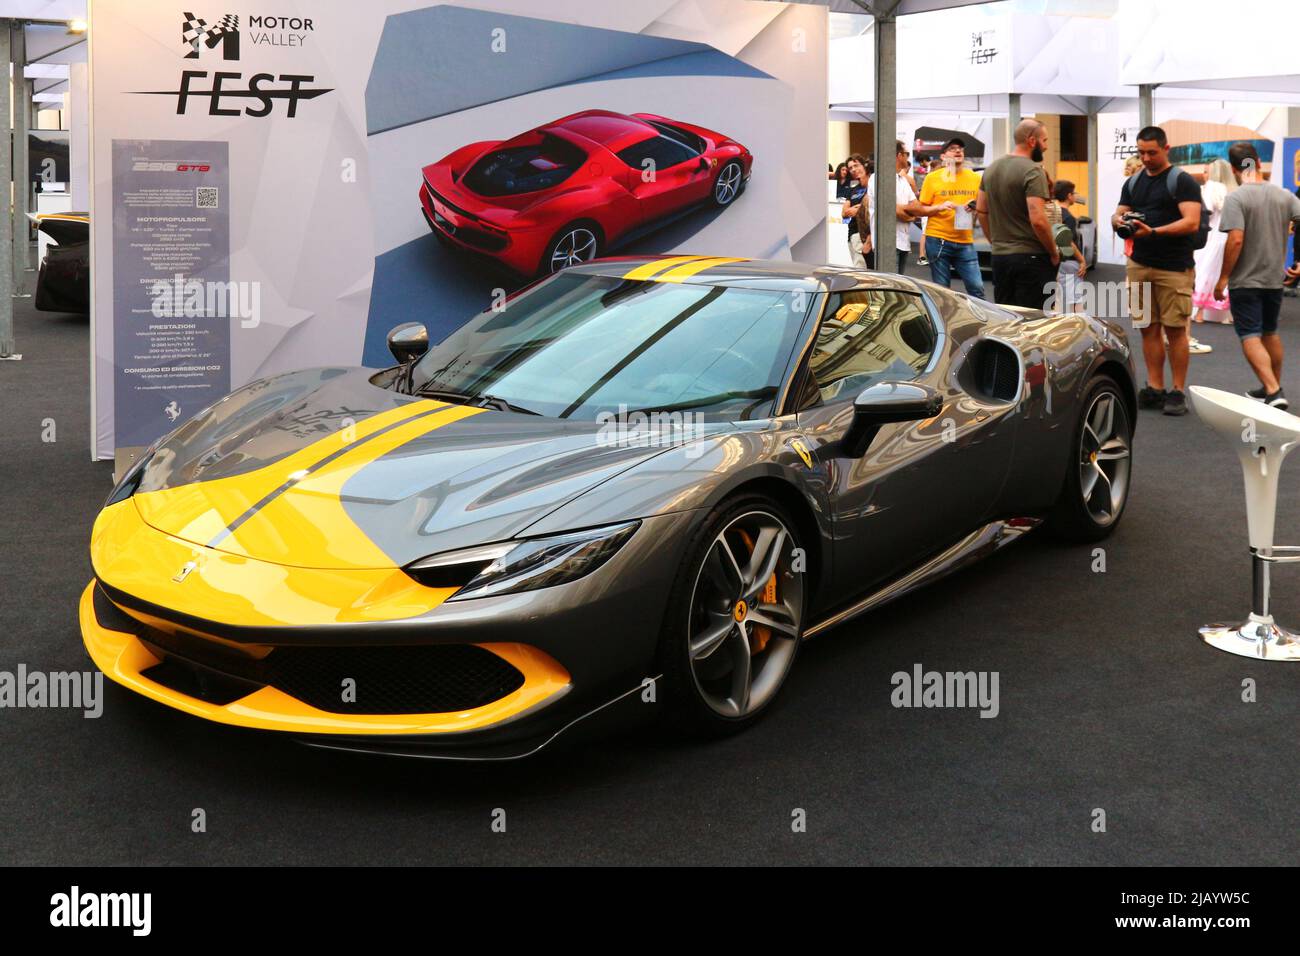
[824,0,1300,266]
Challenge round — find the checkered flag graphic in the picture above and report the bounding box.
[182,12,239,59]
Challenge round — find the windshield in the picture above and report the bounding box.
[408,273,810,421]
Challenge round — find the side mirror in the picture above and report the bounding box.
[839,382,943,458]
[387,322,428,364]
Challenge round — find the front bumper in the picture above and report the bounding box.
[81,581,570,739]
[83,503,694,756]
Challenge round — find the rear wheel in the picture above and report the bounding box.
[541,221,601,275]
[658,495,806,736]
[1046,377,1133,541]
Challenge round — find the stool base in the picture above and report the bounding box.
[1200,618,1300,662]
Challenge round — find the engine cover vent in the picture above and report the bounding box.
[969,339,1021,402]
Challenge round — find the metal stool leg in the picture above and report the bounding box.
[1200,549,1300,661]
[1189,385,1300,662]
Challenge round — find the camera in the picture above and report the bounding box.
[1115,210,1146,239]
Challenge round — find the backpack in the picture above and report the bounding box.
[1125,165,1211,250]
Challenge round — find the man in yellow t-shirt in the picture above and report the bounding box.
[905,137,986,298]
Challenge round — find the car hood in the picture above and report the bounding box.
[129,367,728,570]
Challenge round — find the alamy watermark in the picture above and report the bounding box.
[0,666,103,718]
[50,886,151,936]
[596,405,709,458]
[150,273,261,328]
[891,663,999,718]
[1041,278,1153,323]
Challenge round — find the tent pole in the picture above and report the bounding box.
[12,19,29,296]
[1086,98,1099,225]
[1138,84,1153,129]
[1008,93,1021,151]
[0,19,16,361]
[872,1,899,274]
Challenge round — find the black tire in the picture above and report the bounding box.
[1045,377,1133,542]
[656,493,806,737]
[539,221,602,276]
[711,160,744,208]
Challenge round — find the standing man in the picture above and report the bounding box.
[976,119,1059,310]
[1112,126,1204,417]
[1214,141,1300,410]
[906,137,985,297]
[841,154,871,269]
[868,140,919,273]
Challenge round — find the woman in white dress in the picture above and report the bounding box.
[1192,158,1236,324]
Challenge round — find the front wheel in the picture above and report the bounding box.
[1046,377,1133,542]
[657,495,806,736]
[712,160,744,208]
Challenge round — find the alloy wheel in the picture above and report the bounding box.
[714,163,742,205]
[1079,390,1131,525]
[549,228,598,272]
[687,510,803,718]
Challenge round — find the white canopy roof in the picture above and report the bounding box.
[831,0,1300,114]
[1119,0,1300,94]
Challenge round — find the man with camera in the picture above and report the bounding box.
[1112,126,1205,417]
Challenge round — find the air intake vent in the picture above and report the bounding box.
[969,340,1021,402]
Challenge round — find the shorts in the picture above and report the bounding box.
[1229,288,1282,339]
[1126,262,1193,329]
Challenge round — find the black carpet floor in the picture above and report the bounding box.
[2,264,1298,866]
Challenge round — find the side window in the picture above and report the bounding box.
[617,135,696,173]
[806,290,936,403]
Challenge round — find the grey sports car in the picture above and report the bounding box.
[83,254,1136,759]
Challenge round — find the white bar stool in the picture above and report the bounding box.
[1190,386,1300,661]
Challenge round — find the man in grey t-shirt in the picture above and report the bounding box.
[1216,141,1300,409]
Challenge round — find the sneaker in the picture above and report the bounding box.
[1138,386,1167,409]
[1188,338,1212,354]
[1265,389,1289,411]
[917,257,929,266]
[1245,385,1269,400]
[1162,389,1188,416]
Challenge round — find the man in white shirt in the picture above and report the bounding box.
[868,140,920,273]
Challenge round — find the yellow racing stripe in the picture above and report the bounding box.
[653,256,749,283]
[133,399,448,547]
[620,255,708,281]
[220,403,484,569]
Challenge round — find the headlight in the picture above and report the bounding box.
[406,521,640,600]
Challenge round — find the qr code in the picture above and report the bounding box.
[196,187,219,209]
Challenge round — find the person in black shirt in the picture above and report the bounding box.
[1112,125,1204,417]
[841,153,871,269]
[1286,185,1300,297]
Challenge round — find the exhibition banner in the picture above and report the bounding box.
[109,139,231,448]
[1283,137,1300,268]
[88,0,828,459]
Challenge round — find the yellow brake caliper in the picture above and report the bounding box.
[737,529,778,654]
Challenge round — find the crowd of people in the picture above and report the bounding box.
[831,119,1300,416]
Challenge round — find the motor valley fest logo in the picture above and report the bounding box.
[131,11,331,118]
